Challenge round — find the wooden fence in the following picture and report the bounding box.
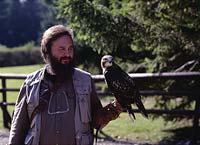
[0,72,200,144]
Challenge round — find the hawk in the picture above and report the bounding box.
[101,55,148,119]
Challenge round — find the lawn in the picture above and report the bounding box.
[0,64,193,143]
[0,64,44,102]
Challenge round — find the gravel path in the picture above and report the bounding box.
[0,130,197,145]
[0,130,148,145]
[0,130,9,145]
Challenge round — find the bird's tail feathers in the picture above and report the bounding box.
[127,105,136,121]
[135,100,148,118]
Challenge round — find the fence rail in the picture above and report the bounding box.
[0,72,200,144]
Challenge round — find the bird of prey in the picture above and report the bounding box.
[101,55,148,120]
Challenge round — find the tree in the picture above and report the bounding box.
[130,1,200,72]
[56,0,200,120]
[56,0,200,72]
[0,0,57,47]
[0,0,12,46]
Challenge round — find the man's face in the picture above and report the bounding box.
[50,35,74,65]
[47,35,75,77]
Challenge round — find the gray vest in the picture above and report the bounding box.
[24,67,93,145]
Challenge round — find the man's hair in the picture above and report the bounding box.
[40,25,73,63]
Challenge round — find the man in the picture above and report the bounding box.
[8,25,123,145]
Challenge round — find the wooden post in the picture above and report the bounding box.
[191,95,200,145]
[1,78,11,129]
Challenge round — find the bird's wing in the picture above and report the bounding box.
[109,79,133,97]
[105,65,148,118]
[116,65,137,88]
[105,65,138,98]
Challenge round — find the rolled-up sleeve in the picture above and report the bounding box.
[91,79,123,129]
[90,79,103,128]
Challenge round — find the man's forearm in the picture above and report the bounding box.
[92,100,123,129]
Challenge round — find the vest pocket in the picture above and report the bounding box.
[81,132,93,145]
[78,94,91,123]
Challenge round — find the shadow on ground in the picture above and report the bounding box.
[98,130,153,145]
[98,126,200,145]
[0,126,199,145]
[159,126,200,145]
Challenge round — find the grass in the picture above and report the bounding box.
[100,113,193,143]
[102,114,166,143]
[0,64,44,102]
[0,64,44,74]
[100,97,193,143]
[0,64,194,143]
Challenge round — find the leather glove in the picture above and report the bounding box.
[93,100,123,129]
[105,100,123,120]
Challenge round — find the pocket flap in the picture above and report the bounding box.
[24,134,33,145]
[81,133,93,145]
[76,88,89,94]
[79,96,91,123]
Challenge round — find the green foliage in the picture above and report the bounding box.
[57,0,153,64]
[74,45,102,74]
[54,0,200,122]
[0,43,43,67]
[130,0,200,72]
[0,64,44,74]
[56,0,200,72]
[0,0,57,47]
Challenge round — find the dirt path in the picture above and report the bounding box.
[0,130,195,145]
[0,130,9,145]
[0,130,149,145]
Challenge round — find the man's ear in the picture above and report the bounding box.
[44,54,50,64]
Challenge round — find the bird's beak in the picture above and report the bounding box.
[109,58,114,64]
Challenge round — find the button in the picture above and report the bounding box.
[81,98,85,102]
[56,130,60,134]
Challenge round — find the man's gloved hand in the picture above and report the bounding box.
[93,100,123,129]
[105,100,123,120]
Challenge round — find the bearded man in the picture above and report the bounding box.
[8,25,123,145]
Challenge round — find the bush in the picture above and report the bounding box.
[0,42,43,67]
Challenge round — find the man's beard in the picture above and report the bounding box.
[47,54,75,82]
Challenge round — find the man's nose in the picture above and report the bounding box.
[63,51,70,57]
[62,49,71,55]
